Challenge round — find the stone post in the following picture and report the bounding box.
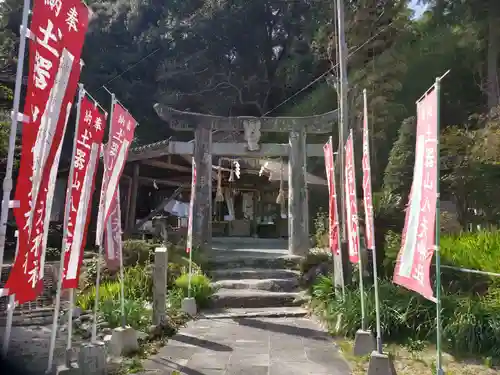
[78,342,106,375]
[288,129,308,255]
[153,247,168,325]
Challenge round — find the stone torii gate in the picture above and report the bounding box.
[154,104,336,256]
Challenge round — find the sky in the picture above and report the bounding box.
[410,0,428,18]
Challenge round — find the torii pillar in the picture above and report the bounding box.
[154,104,337,256]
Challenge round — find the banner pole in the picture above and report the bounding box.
[66,289,74,351]
[187,158,195,299]
[64,85,86,361]
[92,246,102,342]
[329,137,344,300]
[47,84,85,373]
[117,187,126,328]
[0,0,30,280]
[188,243,193,299]
[348,129,366,330]
[2,230,19,357]
[119,239,126,328]
[335,220,344,300]
[434,77,443,375]
[363,89,382,353]
[358,237,366,331]
[92,91,116,342]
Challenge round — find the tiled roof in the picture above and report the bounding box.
[129,138,172,154]
[129,130,242,154]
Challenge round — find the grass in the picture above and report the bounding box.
[440,231,500,274]
[337,339,500,375]
[312,276,500,357]
[307,228,500,374]
[383,230,500,274]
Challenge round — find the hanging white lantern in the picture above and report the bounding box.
[234,160,241,179]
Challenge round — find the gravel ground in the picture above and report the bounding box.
[0,323,86,374]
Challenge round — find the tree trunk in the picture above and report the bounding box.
[434,0,446,25]
[486,4,500,109]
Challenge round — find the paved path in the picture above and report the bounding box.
[142,316,351,375]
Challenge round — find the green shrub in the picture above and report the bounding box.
[76,279,151,330]
[168,246,204,274]
[174,273,214,308]
[100,298,152,331]
[167,287,185,310]
[373,191,404,276]
[312,209,329,248]
[76,281,121,311]
[311,275,500,357]
[299,250,332,276]
[79,257,111,291]
[381,230,401,278]
[168,262,186,287]
[124,264,153,300]
[76,281,120,319]
[169,241,208,270]
[122,239,154,266]
[76,290,95,312]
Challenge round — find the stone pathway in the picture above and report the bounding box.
[141,316,351,375]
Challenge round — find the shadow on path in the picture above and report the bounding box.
[150,357,207,375]
[172,333,233,352]
[232,318,330,342]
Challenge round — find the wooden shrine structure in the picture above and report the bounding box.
[122,104,336,256]
[49,105,336,256]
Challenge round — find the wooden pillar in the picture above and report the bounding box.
[123,176,132,235]
[288,129,308,256]
[127,163,140,237]
[193,125,212,251]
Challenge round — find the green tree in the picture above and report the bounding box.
[382,116,416,200]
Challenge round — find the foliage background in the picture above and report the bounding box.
[1,0,500,233]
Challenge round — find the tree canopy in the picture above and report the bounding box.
[1,0,500,226]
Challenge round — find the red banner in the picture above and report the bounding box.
[61,93,106,289]
[323,138,340,255]
[8,0,90,303]
[362,99,375,250]
[344,132,360,264]
[186,159,196,254]
[393,86,438,301]
[104,186,122,271]
[96,101,137,247]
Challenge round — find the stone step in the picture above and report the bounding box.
[211,278,299,293]
[200,307,309,319]
[207,255,302,271]
[210,268,300,281]
[212,237,288,247]
[210,288,307,309]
